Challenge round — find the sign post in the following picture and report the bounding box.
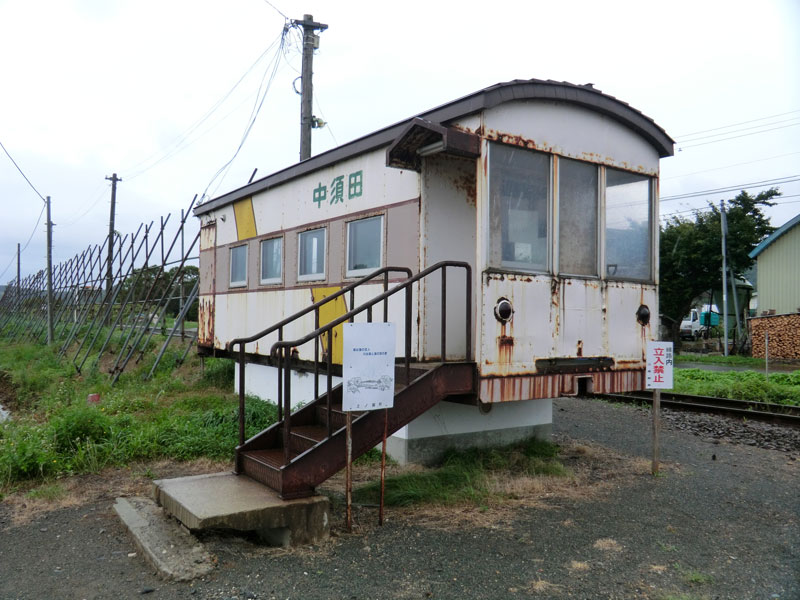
[342,323,396,530]
[646,341,673,475]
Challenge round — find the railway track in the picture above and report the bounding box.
[592,391,800,429]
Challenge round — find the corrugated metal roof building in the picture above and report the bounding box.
[749,212,800,315]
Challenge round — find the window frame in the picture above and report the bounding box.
[229,244,248,288]
[297,227,327,282]
[259,236,283,285]
[345,214,385,278]
[556,156,600,279]
[603,167,654,283]
[486,142,552,274]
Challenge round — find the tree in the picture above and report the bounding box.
[659,188,778,343]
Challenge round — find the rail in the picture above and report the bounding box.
[230,261,472,463]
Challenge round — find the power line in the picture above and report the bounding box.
[659,194,800,220]
[663,151,800,180]
[677,117,800,143]
[202,23,289,200]
[261,0,288,20]
[122,35,285,181]
[678,122,800,150]
[0,139,46,203]
[661,175,800,202]
[674,109,800,138]
[0,201,47,281]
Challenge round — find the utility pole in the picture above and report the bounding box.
[46,196,54,344]
[16,242,20,301]
[294,14,327,161]
[720,200,728,356]
[105,173,121,295]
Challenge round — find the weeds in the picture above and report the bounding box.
[0,341,270,488]
[671,368,800,406]
[353,437,567,507]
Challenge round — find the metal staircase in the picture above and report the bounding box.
[228,262,475,499]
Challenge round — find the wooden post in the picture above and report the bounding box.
[652,389,661,475]
[346,412,353,532]
[379,408,388,526]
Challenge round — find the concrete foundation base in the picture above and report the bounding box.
[387,397,553,465]
[152,472,330,547]
[387,422,552,465]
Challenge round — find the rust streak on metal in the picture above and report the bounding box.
[479,369,645,403]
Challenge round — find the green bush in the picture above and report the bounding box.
[49,403,112,452]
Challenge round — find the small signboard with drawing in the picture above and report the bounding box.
[342,322,396,412]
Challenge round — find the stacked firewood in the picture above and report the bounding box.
[749,313,800,359]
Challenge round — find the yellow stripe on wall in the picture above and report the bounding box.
[233,197,257,240]
[311,286,347,365]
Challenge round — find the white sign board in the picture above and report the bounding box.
[342,322,396,412]
[646,341,674,389]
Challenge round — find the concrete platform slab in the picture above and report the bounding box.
[152,472,330,547]
[113,496,215,581]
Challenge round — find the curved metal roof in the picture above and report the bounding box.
[195,78,674,216]
[749,212,800,259]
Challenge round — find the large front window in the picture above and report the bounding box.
[488,143,550,272]
[487,142,654,282]
[605,169,651,280]
[558,158,598,277]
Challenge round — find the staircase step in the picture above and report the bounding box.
[290,425,328,453]
[239,449,295,490]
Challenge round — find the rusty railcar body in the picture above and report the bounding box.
[194,79,673,463]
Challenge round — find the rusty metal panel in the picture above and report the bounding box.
[483,101,660,176]
[198,295,215,347]
[478,272,653,397]
[479,369,644,402]
[480,272,555,376]
[419,155,477,360]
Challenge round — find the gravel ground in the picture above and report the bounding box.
[1,397,798,600]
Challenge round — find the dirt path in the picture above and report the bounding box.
[1,397,797,599]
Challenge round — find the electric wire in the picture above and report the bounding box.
[661,175,800,202]
[122,35,285,181]
[60,182,110,227]
[676,117,800,143]
[202,24,288,200]
[678,122,800,149]
[663,151,800,180]
[0,201,47,281]
[674,109,800,138]
[261,0,288,20]
[659,194,800,220]
[0,139,46,203]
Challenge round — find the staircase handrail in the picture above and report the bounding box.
[226,266,412,352]
[266,260,472,462]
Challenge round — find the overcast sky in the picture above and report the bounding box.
[1,0,798,281]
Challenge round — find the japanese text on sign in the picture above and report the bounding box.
[646,341,674,389]
[342,322,396,412]
[313,170,363,208]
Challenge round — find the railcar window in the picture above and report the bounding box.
[346,215,383,277]
[260,237,282,284]
[558,158,598,276]
[488,143,549,272]
[229,245,247,288]
[298,228,326,281]
[605,169,652,280]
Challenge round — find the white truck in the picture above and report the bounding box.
[680,309,701,340]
